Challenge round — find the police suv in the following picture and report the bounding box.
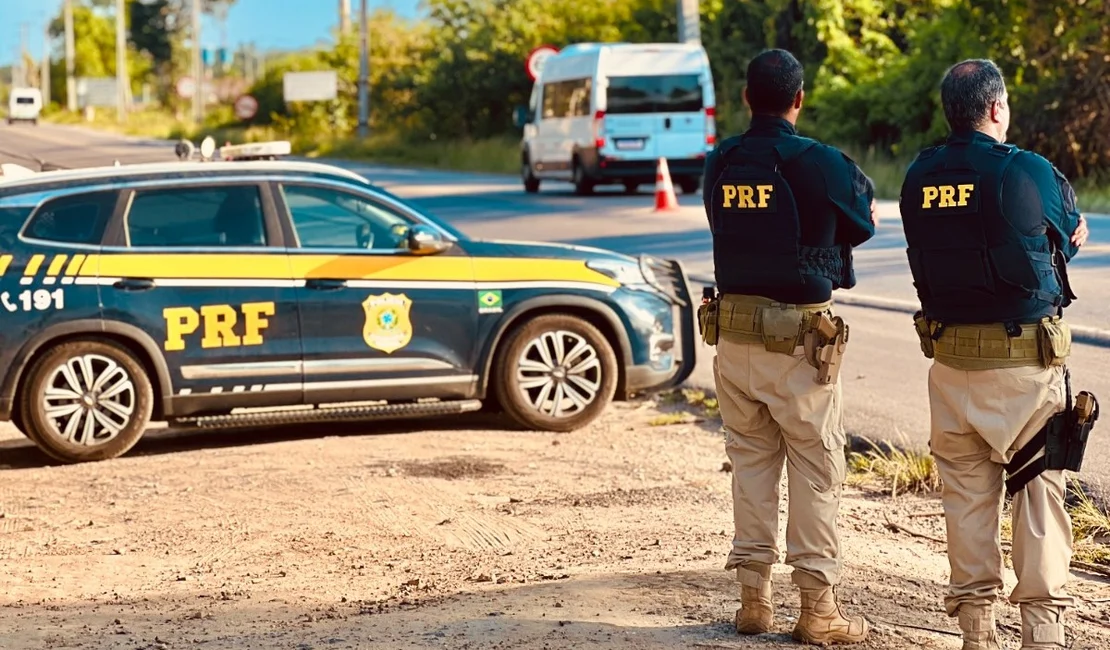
[0,142,696,463]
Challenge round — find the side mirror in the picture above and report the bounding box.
[512,105,529,129]
[407,225,451,255]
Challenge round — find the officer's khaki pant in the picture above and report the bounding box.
[714,331,846,586]
[928,362,1076,616]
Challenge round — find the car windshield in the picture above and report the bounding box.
[15,97,34,105]
[605,74,703,114]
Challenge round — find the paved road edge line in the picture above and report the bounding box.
[687,274,1110,348]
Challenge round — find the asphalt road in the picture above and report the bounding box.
[3,122,1109,488]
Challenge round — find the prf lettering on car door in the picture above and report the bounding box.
[163,302,276,351]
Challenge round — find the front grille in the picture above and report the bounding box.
[641,255,691,308]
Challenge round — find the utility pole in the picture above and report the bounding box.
[192,0,203,125]
[64,0,76,111]
[42,20,51,106]
[17,22,28,86]
[339,0,351,36]
[357,0,369,138]
[676,0,701,45]
[115,0,127,122]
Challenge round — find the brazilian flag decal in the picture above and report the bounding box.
[478,289,503,314]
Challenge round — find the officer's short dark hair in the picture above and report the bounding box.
[940,59,1007,132]
[745,49,804,115]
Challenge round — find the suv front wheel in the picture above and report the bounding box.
[494,315,618,432]
[19,340,154,463]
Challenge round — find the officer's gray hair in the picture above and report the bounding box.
[940,59,1007,132]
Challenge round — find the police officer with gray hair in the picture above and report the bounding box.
[900,59,1095,650]
[700,48,876,645]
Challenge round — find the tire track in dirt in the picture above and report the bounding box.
[344,473,547,552]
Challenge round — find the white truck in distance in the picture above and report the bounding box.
[516,42,717,196]
[7,88,43,125]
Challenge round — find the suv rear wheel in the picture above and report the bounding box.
[493,315,617,432]
[522,154,540,193]
[19,340,154,463]
[678,177,700,195]
[572,159,595,196]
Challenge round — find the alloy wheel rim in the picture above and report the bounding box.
[516,330,602,418]
[42,354,136,446]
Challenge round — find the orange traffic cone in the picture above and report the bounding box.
[654,157,679,211]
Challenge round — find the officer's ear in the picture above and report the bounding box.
[794,89,804,110]
[742,86,751,108]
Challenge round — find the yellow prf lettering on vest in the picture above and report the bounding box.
[922,184,976,209]
[163,301,276,351]
[720,184,774,209]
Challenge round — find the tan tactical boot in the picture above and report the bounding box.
[734,562,774,634]
[957,604,1001,650]
[790,570,869,645]
[1019,604,1066,649]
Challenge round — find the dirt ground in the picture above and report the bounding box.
[2,397,1110,650]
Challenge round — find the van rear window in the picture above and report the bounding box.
[606,74,703,114]
[15,97,35,105]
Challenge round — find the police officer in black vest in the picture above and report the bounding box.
[700,48,876,645]
[900,59,1092,650]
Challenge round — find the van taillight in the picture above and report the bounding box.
[705,106,717,146]
[594,110,606,149]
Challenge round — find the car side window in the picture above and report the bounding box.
[281,184,413,250]
[126,185,266,248]
[25,191,117,245]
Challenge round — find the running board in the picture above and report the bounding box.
[170,399,484,429]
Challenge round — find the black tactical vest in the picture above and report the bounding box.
[901,140,1064,324]
[709,135,851,294]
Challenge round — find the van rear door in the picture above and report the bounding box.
[603,74,708,161]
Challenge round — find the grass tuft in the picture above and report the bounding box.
[1068,478,1110,543]
[648,412,690,427]
[847,436,942,497]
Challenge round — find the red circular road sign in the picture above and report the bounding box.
[526,46,559,81]
[234,94,259,120]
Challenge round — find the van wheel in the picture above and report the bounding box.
[19,340,154,463]
[678,178,700,195]
[522,156,540,193]
[493,315,618,433]
[572,160,594,196]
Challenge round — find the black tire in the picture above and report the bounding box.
[493,315,618,432]
[522,154,540,193]
[623,181,639,194]
[678,177,700,195]
[572,159,594,196]
[19,339,154,463]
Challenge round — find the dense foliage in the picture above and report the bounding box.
[44,0,1110,179]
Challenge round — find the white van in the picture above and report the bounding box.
[7,88,43,125]
[516,42,716,196]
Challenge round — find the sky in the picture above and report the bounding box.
[0,0,423,67]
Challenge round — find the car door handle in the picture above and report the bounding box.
[112,278,155,292]
[305,279,347,291]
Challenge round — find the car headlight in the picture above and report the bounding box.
[586,259,654,290]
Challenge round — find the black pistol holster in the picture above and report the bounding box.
[1005,369,1100,496]
[698,286,720,346]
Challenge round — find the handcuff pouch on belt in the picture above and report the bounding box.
[760,308,806,355]
[1005,369,1100,496]
[1036,317,1071,367]
[803,311,849,385]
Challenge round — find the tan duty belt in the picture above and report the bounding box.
[705,293,849,384]
[923,316,1071,371]
[717,294,833,353]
